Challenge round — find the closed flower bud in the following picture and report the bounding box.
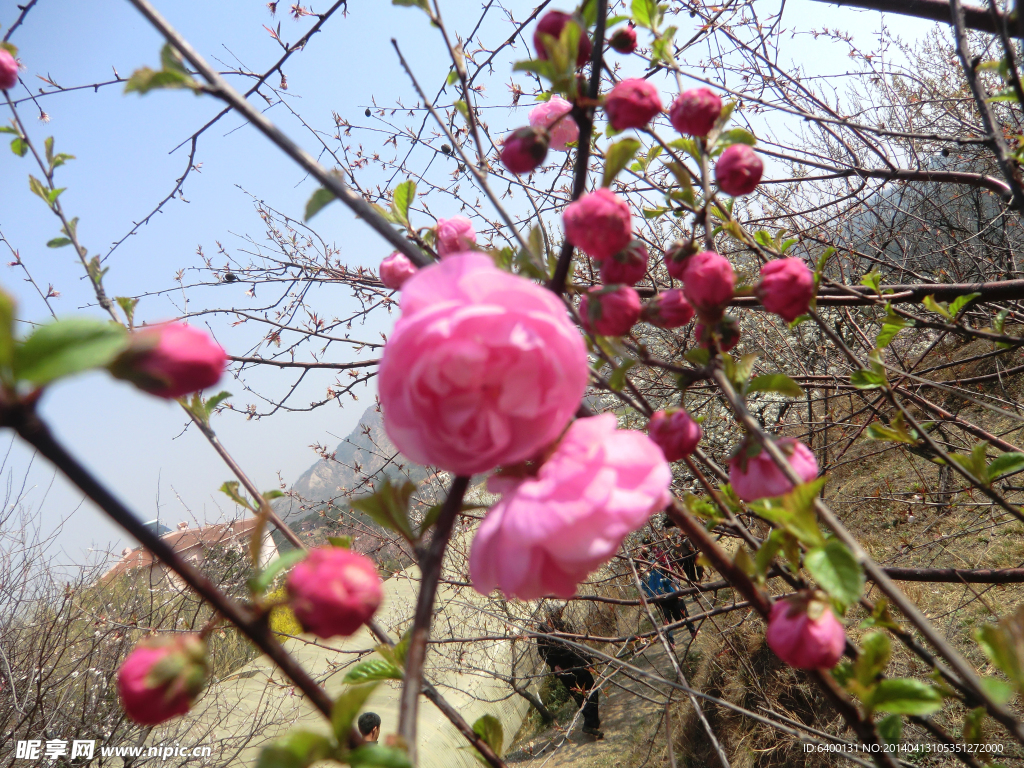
[729,437,818,502]
[0,49,18,91]
[608,25,637,54]
[599,240,649,285]
[663,239,699,280]
[669,88,722,137]
[118,634,209,725]
[604,78,662,131]
[757,257,814,322]
[648,408,702,461]
[642,289,694,329]
[529,96,579,152]
[694,315,740,352]
[435,216,476,257]
[287,547,383,638]
[580,284,641,336]
[766,592,846,670]
[715,144,763,197]
[380,252,418,289]
[110,322,227,399]
[563,188,632,261]
[680,250,734,319]
[500,126,549,175]
[533,11,592,69]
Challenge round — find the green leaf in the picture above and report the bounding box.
[454,100,470,123]
[877,713,902,747]
[14,318,128,386]
[348,745,413,768]
[876,307,910,348]
[850,370,887,390]
[866,678,943,716]
[962,707,985,745]
[718,128,756,147]
[351,479,417,543]
[0,42,18,57]
[392,0,430,10]
[949,292,980,318]
[512,59,556,79]
[642,206,669,219]
[684,347,710,366]
[0,289,16,380]
[332,683,380,741]
[304,187,336,221]
[219,481,255,512]
[746,373,802,398]
[860,269,881,293]
[975,604,1024,695]
[723,352,758,390]
[471,713,504,760]
[987,452,1024,483]
[979,676,1014,705]
[343,658,403,683]
[248,549,307,594]
[865,412,919,445]
[28,175,50,206]
[602,138,641,188]
[922,294,952,320]
[630,0,660,28]
[392,180,416,225]
[854,631,891,686]
[749,478,827,548]
[203,390,232,416]
[328,535,353,548]
[10,137,27,157]
[754,528,786,578]
[255,731,335,768]
[46,237,72,249]
[125,44,200,95]
[650,27,676,65]
[805,539,864,609]
[608,358,637,391]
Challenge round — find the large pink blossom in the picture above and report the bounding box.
[604,78,662,131]
[0,50,18,91]
[111,322,227,399]
[648,409,701,461]
[641,289,694,329]
[757,257,814,322]
[669,88,722,138]
[470,414,672,599]
[766,593,846,670]
[580,284,641,336]
[729,437,818,501]
[530,96,580,152]
[117,635,208,726]
[715,144,764,196]
[563,188,632,261]
[501,126,549,175]
[378,253,588,476]
[599,240,649,286]
[287,547,383,638]
[435,216,476,256]
[680,250,734,319]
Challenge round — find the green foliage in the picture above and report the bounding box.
[749,478,827,548]
[602,138,641,188]
[14,317,127,386]
[304,187,336,221]
[249,550,307,595]
[975,603,1024,696]
[256,731,334,768]
[343,657,403,684]
[125,44,201,95]
[332,683,380,742]
[923,292,980,321]
[804,539,864,611]
[391,180,416,226]
[348,745,413,767]
[470,714,504,764]
[864,678,943,716]
[351,479,418,543]
[866,412,920,446]
[876,714,902,747]
[746,373,803,398]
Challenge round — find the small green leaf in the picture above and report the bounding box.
[14,318,128,386]
[351,479,417,543]
[255,731,335,768]
[0,289,16,379]
[471,713,504,760]
[10,137,27,157]
[975,604,1024,695]
[392,180,416,225]
[46,237,72,249]
[979,676,1014,705]
[805,539,864,609]
[248,549,307,594]
[608,358,637,391]
[28,175,50,206]
[850,370,887,390]
[684,347,710,366]
[349,745,413,768]
[860,269,881,293]
[746,373,803,398]
[854,631,891,686]
[203,390,232,416]
[749,478,827,548]
[630,0,660,28]
[922,294,952,320]
[866,678,943,716]
[754,528,785,577]
[125,44,200,95]
[602,138,642,188]
[219,480,255,512]
[332,683,380,741]
[987,452,1024,483]
[304,187,336,221]
[718,128,756,146]
[328,535,353,548]
[877,713,902,747]
[343,658,403,684]
[949,292,980,318]
[962,707,985,745]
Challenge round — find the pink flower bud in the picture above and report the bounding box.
[648,409,701,461]
[680,250,734,319]
[715,144,763,197]
[117,634,208,725]
[608,25,637,54]
[111,322,227,399]
[500,126,549,175]
[599,240,649,285]
[380,251,418,289]
[663,239,699,280]
[580,285,641,336]
[435,216,476,257]
[534,11,592,69]
[695,315,740,351]
[729,437,818,502]
[286,547,383,638]
[0,49,18,91]
[604,78,662,131]
[766,593,846,670]
[669,88,722,137]
[563,188,632,261]
[529,96,579,152]
[642,289,694,329]
[757,257,814,322]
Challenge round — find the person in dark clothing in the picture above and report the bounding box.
[536,612,603,739]
[357,712,381,743]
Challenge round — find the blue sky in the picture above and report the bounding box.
[0,0,934,563]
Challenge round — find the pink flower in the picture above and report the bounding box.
[379,253,588,476]
[766,593,846,670]
[648,409,701,461]
[663,239,699,280]
[470,414,672,599]
[715,144,763,196]
[380,251,418,289]
[435,216,476,256]
[757,257,814,322]
[533,11,592,69]
[695,315,740,351]
[563,188,632,261]
[580,285,641,336]
[681,251,734,319]
[604,78,662,131]
[669,88,722,137]
[530,96,579,151]
[608,25,637,54]
[642,289,694,329]
[501,126,549,175]
[111,322,227,399]
[287,547,383,638]
[729,437,818,501]
[117,635,208,725]
[0,49,18,91]
[599,240,648,286]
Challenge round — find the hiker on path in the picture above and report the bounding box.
[358,712,381,743]
[536,609,603,739]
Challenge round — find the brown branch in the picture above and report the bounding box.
[809,0,1021,36]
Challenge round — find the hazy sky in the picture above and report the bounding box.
[0,0,934,564]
